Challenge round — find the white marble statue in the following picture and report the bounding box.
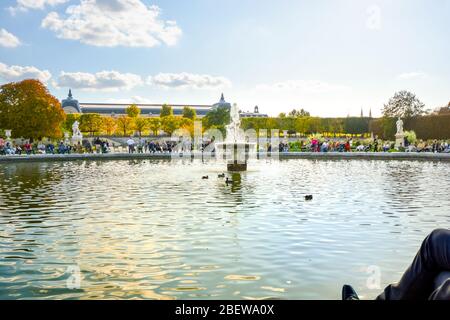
[72,121,82,137]
[395,117,405,149]
[396,117,404,135]
[71,121,83,144]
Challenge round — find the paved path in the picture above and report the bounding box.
[1,152,449,163]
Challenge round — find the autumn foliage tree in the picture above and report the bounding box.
[80,113,103,136]
[102,117,117,135]
[182,106,196,120]
[64,113,81,133]
[126,104,141,118]
[147,117,161,136]
[117,116,134,136]
[161,116,180,135]
[0,79,66,140]
[133,117,148,137]
[160,104,173,117]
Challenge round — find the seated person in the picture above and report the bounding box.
[37,142,46,154]
[58,142,67,154]
[356,144,365,152]
[5,142,15,155]
[343,229,450,300]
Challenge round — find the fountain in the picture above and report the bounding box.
[215,103,255,171]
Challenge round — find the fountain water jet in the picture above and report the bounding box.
[215,103,255,171]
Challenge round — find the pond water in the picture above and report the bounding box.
[0,159,449,300]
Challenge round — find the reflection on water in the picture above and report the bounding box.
[0,159,449,300]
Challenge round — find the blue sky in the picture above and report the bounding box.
[0,0,449,116]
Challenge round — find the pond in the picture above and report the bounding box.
[0,159,449,299]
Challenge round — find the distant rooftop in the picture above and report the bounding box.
[61,90,217,117]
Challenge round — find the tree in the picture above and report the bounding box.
[288,108,310,117]
[295,117,309,135]
[80,114,103,136]
[203,106,230,128]
[382,91,426,118]
[435,102,450,115]
[160,104,173,117]
[134,117,148,137]
[161,116,180,135]
[278,112,286,118]
[102,117,117,135]
[182,106,196,120]
[148,117,161,136]
[64,113,81,133]
[117,116,134,136]
[178,117,194,136]
[0,79,66,140]
[126,104,141,118]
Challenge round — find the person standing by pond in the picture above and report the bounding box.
[127,137,135,154]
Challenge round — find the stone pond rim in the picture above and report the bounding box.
[0,152,449,163]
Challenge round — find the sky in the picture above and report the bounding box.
[0,0,449,117]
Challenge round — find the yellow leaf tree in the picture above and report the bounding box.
[126,104,141,118]
[102,117,117,136]
[117,116,134,136]
[134,117,148,137]
[148,117,161,136]
[0,79,66,140]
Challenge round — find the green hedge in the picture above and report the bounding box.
[241,117,371,136]
[241,115,449,140]
[369,115,450,140]
[404,115,450,140]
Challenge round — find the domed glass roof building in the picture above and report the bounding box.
[211,93,231,110]
[61,89,81,114]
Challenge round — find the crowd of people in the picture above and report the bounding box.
[125,137,177,154]
[1,135,449,156]
[0,137,111,155]
[125,137,216,154]
[283,138,450,153]
[0,139,71,155]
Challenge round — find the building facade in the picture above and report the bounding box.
[61,91,267,118]
[240,106,268,118]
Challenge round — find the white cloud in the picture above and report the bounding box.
[397,72,427,80]
[0,29,21,48]
[41,0,182,47]
[148,72,232,89]
[9,0,68,14]
[55,70,143,91]
[0,62,51,83]
[243,80,353,117]
[254,80,351,94]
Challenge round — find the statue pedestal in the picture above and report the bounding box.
[72,135,83,146]
[216,142,254,172]
[227,161,247,172]
[395,133,405,149]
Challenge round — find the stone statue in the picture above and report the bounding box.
[396,117,404,134]
[71,121,83,145]
[395,117,405,149]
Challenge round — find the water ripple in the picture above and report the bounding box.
[0,159,449,299]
